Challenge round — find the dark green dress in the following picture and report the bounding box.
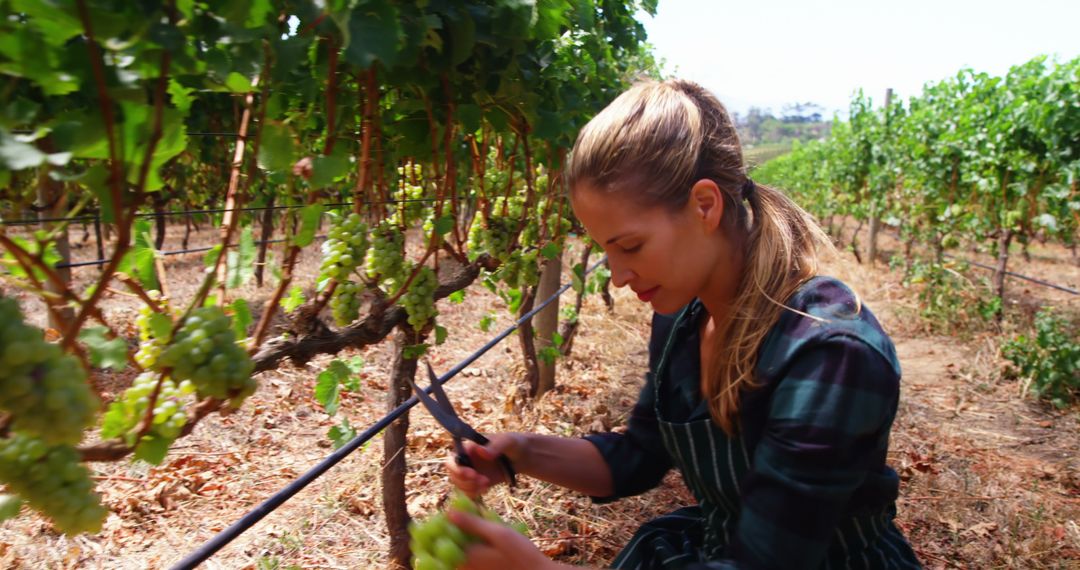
[584,277,922,569]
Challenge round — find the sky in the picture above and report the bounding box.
[640,0,1080,119]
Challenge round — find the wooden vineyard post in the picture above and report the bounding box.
[534,250,562,397]
[382,328,421,570]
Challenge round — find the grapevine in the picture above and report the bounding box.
[0,297,99,445]
[156,307,256,405]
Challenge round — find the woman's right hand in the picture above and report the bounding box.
[446,433,527,498]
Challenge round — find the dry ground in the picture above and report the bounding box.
[0,219,1077,569]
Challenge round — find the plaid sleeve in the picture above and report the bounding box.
[582,312,676,504]
[728,335,901,569]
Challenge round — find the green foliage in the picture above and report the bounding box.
[899,259,999,334]
[1003,309,1080,408]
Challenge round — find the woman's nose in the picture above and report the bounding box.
[608,260,634,288]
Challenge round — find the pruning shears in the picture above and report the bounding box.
[409,361,517,488]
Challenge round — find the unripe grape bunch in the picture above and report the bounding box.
[101,372,195,447]
[0,433,107,534]
[402,265,438,331]
[156,307,255,404]
[409,492,528,570]
[330,280,362,326]
[365,221,406,286]
[319,212,369,282]
[0,297,98,445]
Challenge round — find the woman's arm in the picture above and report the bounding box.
[448,433,614,498]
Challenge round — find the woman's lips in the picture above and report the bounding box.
[636,286,659,302]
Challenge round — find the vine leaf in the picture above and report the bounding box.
[281,285,306,313]
[226,226,256,289]
[78,327,128,371]
[316,359,354,417]
[295,204,323,247]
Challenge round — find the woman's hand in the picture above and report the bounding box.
[448,510,563,570]
[446,433,527,498]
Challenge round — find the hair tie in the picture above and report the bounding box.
[741,178,756,201]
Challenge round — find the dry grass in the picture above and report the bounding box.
[0,221,1077,569]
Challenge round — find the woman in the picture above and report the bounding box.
[446,79,922,570]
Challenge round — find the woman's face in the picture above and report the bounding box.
[571,181,733,315]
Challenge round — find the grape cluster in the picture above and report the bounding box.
[0,297,98,445]
[101,372,194,445]
[409,492,528,570]
[479,216,518,262]
[393,162,427,226]
[319,212,369,282]
[365,222,406,285]
[402,266,438,331]
[156,307,255,405]
[134,306,167,369]
[330,281,361,326]
[0,433,107,534]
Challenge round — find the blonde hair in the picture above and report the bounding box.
[566,79,834,435]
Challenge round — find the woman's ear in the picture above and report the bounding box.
[688,178,724,232]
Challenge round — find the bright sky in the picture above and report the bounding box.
[641,0,1080,119]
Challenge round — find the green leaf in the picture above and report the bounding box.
[449,290,465,304]
[79,327,129,371]
[168,79,196,114]
[147,312,173,341]
[99,400,133,440]
[571,262,585,294]
[203,245,223,268]
[316,366,343,416]
[224,72,255,93]
[434,325,448,345]
[402,343,428,359]
[257,122,297,172]
[328,418,357,449]
[118,249,159,292]
[479,314,494,332]
[134,434,172,465]
[540,242,561,260]
[295,203,323,247]
[281,285,306,313]
[433,214,455,236]
[344,1,402,68]
[309,150,350,188]
[506,288,524,313]
[551,331,564,346]
[231,298,252,340]
[226,226,257,289]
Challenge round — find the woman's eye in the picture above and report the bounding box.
[622,244,642,253]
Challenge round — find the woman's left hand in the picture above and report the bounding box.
[447,509,563,570]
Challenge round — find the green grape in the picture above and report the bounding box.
[394,162,428,226]
[101,372,191,447]
[330,281,362,326]
[319,212,369,283]
[365,221,406,286]
[402,266,438,331]
[0,297,98,445]
[156,307,255,405]
[520,250,540,287]
[0,433,107,534]
[409,492,529,569]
